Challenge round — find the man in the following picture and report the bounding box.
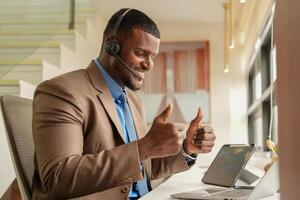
[32,8,216,200]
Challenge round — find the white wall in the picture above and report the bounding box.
[158,22,231,165]
[19,80,37,99]
[228,48,248,144]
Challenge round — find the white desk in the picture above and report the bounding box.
[140,165,279,200]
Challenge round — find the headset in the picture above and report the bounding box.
[103,8,141,77]
[105,8,132,56]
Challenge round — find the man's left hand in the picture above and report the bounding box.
[184,108,216,155]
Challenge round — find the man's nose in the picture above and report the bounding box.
[141,58,154,71]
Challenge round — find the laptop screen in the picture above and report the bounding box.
[202,144,255,187]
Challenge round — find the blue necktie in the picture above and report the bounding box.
[118,92,149,197]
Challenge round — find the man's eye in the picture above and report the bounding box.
[136,51,145,56]
[152,55,158,60]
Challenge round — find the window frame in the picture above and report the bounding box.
[246,8,277,151]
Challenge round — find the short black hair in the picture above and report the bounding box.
[104,8,160,39]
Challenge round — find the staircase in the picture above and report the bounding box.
[0,0,101,99]
[0,1,108,198]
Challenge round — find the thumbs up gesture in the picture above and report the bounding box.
[184,108,216,155]
[137,103,185,161]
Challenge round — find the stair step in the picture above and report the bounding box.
[0,54,60,66]
[0,0,90,4]
[0,17,86,25]
[0,47,60,55]
[0,49,60,65]
[0,79,36,98]
[0,64,43,85]
[0,80,20,95]
[0,3,91,9]
[0,29,74,35]
[0,34,74,41]
[0,9,95,15]
[0,0,90,6]
[0,79,19,85]
[0,13,94,21]
[0,64,42,72]
[0,23,86,31]
[0,7,95,14]
[0,59,42,65]
[0,72,42,85]
[0,40,60,48]
[0,80,37,99]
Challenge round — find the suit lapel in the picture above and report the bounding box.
[87,61,126,143]
[97,94,125,142]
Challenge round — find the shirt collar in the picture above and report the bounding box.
[94,58,125,101]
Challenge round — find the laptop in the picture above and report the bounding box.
[170,160,279,200]
[201,144,255,187]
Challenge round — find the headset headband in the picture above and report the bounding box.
[111,8,132,39]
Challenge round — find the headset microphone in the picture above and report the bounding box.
[108,46,142,78]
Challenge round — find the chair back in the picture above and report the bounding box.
[0,95,34,200]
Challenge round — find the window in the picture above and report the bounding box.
[247,24,277,151]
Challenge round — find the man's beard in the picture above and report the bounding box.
[124,78,142,91]
[123,72,143,91]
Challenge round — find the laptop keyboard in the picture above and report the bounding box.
[205,189,252,199]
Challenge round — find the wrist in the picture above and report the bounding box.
[183,139,192,155]
[137,138,148,161]
[181,139,197,161]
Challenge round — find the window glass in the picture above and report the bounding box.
[247,27,278,151]
[271,47,277,82]
[255,72,262,100]
[253,115,263,149]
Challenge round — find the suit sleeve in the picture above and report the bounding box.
[33,79,143,199]
[133,94,191,180]
[150,154,190,180]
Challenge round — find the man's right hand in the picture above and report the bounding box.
[137,103,185,161]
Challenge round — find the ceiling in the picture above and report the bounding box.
[95,0,225,24]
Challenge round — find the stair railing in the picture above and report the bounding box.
[69,0,75,30]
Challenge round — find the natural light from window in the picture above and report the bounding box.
[255,72,262,100]
[272,47,277,82]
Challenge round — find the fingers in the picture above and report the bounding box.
[194,133,216,142]
[192,136,215,153]
[197,147,212,153]
[155,103,173,123]
[190,107,203,126]
[196,126,214,134]
[193,127,216,149]
[192,140,215,147]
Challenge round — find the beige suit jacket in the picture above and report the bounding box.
[32,61,189,200]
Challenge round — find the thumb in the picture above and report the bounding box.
[190,107,203,126]
[155,103,173,123]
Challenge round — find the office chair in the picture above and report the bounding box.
[0,95,34,200]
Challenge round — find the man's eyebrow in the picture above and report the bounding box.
[135,47,158,55]
[135,47,148,52]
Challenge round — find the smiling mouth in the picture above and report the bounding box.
[136,71,145,80]
[132,68,145,80]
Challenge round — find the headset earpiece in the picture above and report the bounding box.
[105,37,120,55]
